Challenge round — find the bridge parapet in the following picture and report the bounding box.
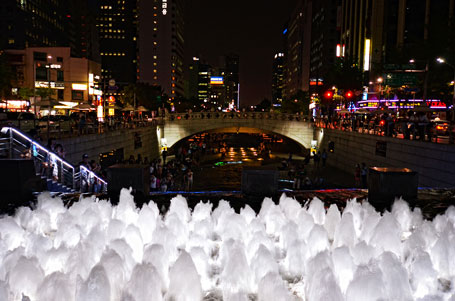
[160,112,315,149]
[165,112,311,122]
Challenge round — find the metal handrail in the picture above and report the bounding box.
[0,126,108,193]
[80,165,108,193]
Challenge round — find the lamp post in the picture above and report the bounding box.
[436,57,455,108]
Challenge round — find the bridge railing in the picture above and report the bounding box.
[166,112,312,122]
[0,126,108,193]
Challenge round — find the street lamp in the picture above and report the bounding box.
[436,57,455,108]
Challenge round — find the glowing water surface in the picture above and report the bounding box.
[1,189,455,300]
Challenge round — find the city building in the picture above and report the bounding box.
[224,54,240,108]
[0,0,69,50]
[283,1,309,98]
[272,53,285,105]
[197,62,212,105]
[138,0,185,100]
[5,47,101,114]
[309,0,342,92]
[340,0,454,95]
[97,0,138,96]
[209,68,227,108]
[69,0,101,62]
[0,0,100,60]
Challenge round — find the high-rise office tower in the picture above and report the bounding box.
[98,0,138,95]
[340,0,454,88]
[70,0,101,62]
[138,0,185,99]
[272,53,285,105]
[283,0,309,98]
[309,0,342,92]
[225,54,240,107]
[0,0,70,51]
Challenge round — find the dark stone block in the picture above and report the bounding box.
[368,167,418,208]
[242,169,278,196]
[107,164,150,204]
[0,159,43,204]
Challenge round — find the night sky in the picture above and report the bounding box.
[185,0,299,106]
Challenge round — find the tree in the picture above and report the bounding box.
[255,98,271,111]
[0,52,12,99]
[281,90,310,115]
[18,88,34,100]
[324,57,363,91]
[122,83,163,110]
[36,88,54,99]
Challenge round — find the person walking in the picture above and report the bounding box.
[361,162,368,188]
[354,164,361,187]
[314,151,321,168]
[321,149,328,167]
[186,169,193,191]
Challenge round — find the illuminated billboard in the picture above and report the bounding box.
[210,76,224,85]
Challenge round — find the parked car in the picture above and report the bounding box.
[430,120,455,140]
[5,112,37,132]
[38,115,71,134]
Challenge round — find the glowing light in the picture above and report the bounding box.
[72,84,87,91]
[336,44,341,57]
[363,39,371,71]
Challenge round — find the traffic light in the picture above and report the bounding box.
[345,91,353,99]
[324,91,333,99]
[328,141,335,153]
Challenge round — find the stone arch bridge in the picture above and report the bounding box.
[158,112,316,150]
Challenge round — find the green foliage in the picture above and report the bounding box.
[36,88,53,99]
[0,53,12,99]
[281,90,310,115]
[122,83,163,110]
[255,98,271,111]
[18,88,34,100]
[324,57,363,91]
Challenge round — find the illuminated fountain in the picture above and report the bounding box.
[0,189,455,300]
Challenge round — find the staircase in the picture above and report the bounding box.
[0,126,107,195]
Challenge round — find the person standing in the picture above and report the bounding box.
[186,169,193,191]
[162,147,168,164]
[354,164,361,187]
[361,162,368,188]
[321,149,328,167]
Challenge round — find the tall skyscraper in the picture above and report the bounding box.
[340,0,454,90]
[0,0,70,51]
[309,0,342,92]
[98,0,138,95]
[283,0,308,98]
[225,54,240,107]
[138,0,185,100]
[272,53,285,105]
[70,0,101,62]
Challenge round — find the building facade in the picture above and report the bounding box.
[97,0,138,96]
[272,53,285,105]
[283,1,309,99]
[224,54,240,107]
[6,47,101,112]
[309,0,342,92]
[138,0,185,100]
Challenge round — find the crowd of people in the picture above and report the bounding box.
[281,149,329,190]
[316,110,453,142]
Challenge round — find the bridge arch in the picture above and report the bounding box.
[159,112,315,150]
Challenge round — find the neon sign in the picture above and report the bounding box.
[210,77,224,85]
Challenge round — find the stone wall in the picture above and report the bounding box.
[162,115,314,150]
[315,128,455,188]
[58,126,160,165]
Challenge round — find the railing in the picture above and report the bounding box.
[0,126,107,193]
[314,117,455,144]
[1,117,163,140]
[166,111,311,122]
